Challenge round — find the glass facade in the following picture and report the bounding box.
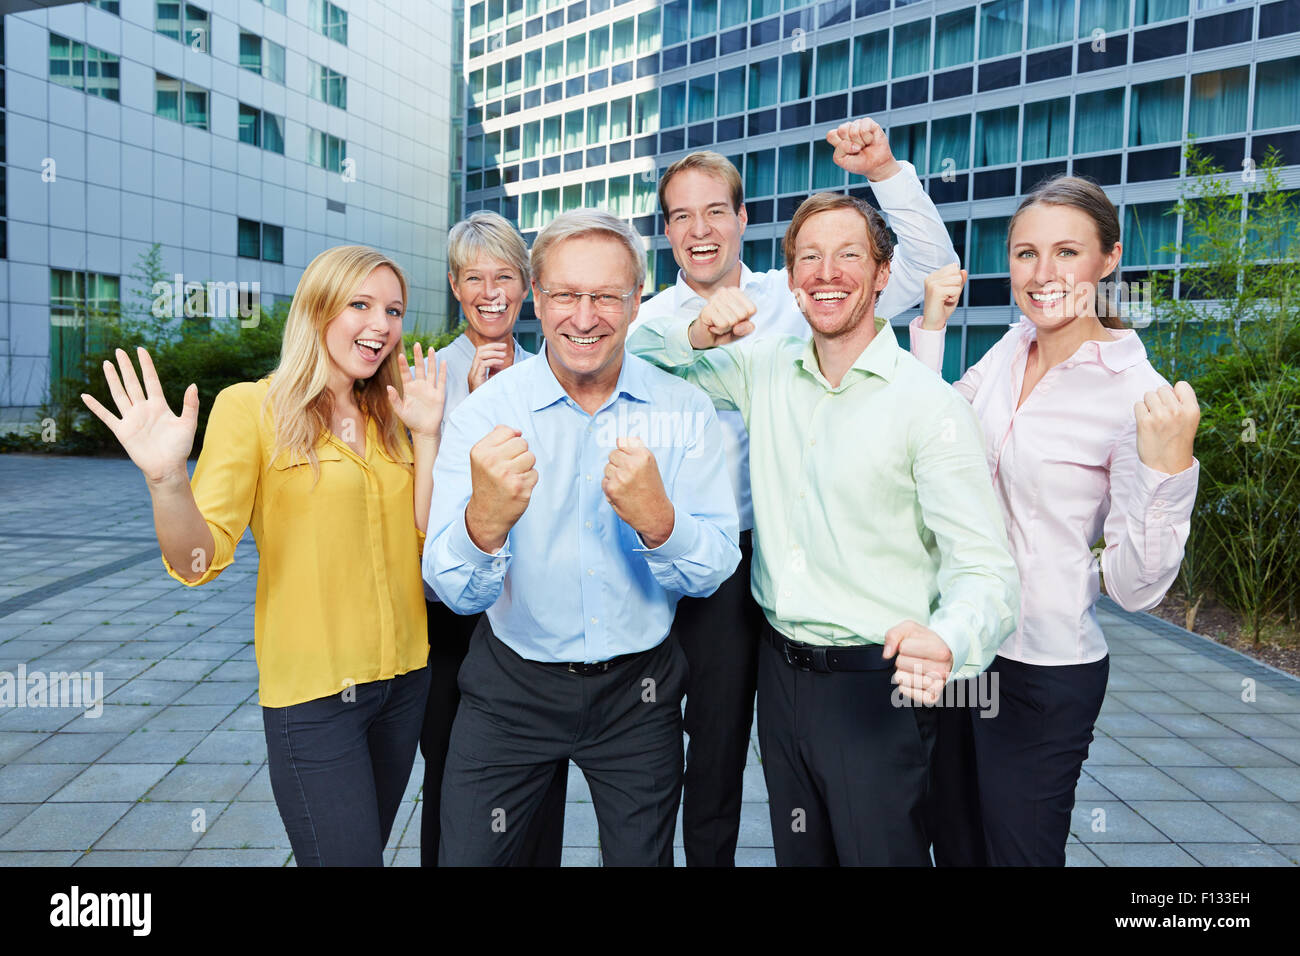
[460,0,1300,376]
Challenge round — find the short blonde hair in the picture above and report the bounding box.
[658,151,744,215]
[531,208,647,291]
[447,210,530,285]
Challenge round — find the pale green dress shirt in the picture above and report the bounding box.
[627,318,1021,680]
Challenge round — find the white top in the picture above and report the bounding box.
[424,331,533,602]
[909,317,1200,666]
[629,160,958,530]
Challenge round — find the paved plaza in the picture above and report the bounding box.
[0,453,1297,866]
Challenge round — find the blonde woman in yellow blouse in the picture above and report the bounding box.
[81,245,446,866]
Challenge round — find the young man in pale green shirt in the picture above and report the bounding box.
[627,191,1020,866]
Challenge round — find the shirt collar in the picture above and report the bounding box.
[1013,316,1147,373]
[671,261,764,310]
[796,319,900,389]
[527,343,651,413]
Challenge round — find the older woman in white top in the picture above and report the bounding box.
[909,175,1201,866]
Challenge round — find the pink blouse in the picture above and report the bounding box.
[909,316,1200,666]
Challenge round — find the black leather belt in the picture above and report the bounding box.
[765,625,891,673]
[539,648,644,676]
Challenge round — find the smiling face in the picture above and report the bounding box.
[535,234,640,392]
[1009,203,1122,332]
[449,254,526,345]
[322,264,405,385]
[787,207,890,340]
[663,168,747,296]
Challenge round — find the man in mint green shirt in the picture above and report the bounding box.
[627,192,1019,866]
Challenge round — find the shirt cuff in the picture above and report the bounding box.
[925,609,975,685]
[866,160,922,205]
[1132,456,1200,521]
[908,315,946,371]
[634,506,698,564]
[160,524,232,587]
[665,320,699,365]
[448,507,512,574]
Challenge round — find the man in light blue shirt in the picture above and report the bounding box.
[425,209,739,866]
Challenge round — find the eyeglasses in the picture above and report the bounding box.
[537,287,635,316]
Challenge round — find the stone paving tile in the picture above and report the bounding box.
[1161,766,1281,802]
[10,732,127,764]
[0,731,42,762]
[1238,767,1300,802]
[1189,737,1299,768]
[49,763,171,803]
[1146,713,1246,738]
[147,763,259,803]
[1127,802,1259,843]
[194,802,288,849]
[1089,843,1201,866]
[0,804,37,838]
[1082,737,1149,767]
[173,682,257,707]
[1209,802,1300,844]
[235,765,274,802]
[1085,766,1198,801]
[181,848,291,866]
[1069,802,1170,843]
[76,851,188,866]
[184,730,266,764]
[141,705,238,732]
[0,802,134,851]
[1117,737,1224,767]
[0,763,84,801]
[0,851,84,866]
[1093,713,1175,737]
[1064,844,1103,867]
[99,730,206,764]
[1180,843,1296,867]
[57,705,155,735]
[96,802,229,851]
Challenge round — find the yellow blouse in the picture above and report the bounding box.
[162,378,429,708]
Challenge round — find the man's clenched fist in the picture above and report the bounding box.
[465,424,538,553]
[603,436,675,548]
[688,287,758,349]
[883,619,954,705]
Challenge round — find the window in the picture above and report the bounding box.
[1074,88,1125,152]
[980,0,1023,59]
[49,35,85,91]
[264,40,285,83]
[1188,67,1248,137]
[892,123,926,169]
[1129,77,1184,146]
[543,115,561,152]
[692,0,718,38]
[262,112,285,153]
[637,7,661,53]
[238,219,283,262]
[781,51,812,102]
[935,10,975,67]
[612,17,634,59]
[930,115,971,173]
[853,31,887,86]
[566,34,586,75]
[815,40,849,95]
[893,20,930,77]
[1078,0,1128,35]
[607,177,630,218]
[1027,0,1074,48]
[975,106,1018,166]
[749,57,778,109]
[238,103,261,146]
[523,120,541,157]
[1022,97,1070,160]
[155,73,209,129]
[157,3,209,50]
[1253,57,1299,130]
[525,49,542,86]
[746,148,775,197]
[311,61,347,109]
[545,41,564,82]
[564,107,584,149]
[50,270,120,399]
[589,25,610,67]
[311,0,348,44]
[587,103,607,144]
[635,89,658,133]
[309,129,346,172]
[689,75,715,121]
[89,0,121,12]
[239,33,262,72]
[258,0,285,11]
[970,217,1011,273]
[777,144,810,195]
[1135,0,1188,24]
[812,140,843,189]
[718,66,745,115]
[1123,202,1177,266]
[609,96,631,138]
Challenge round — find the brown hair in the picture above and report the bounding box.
[1007,175,1124,329]
[658,151,745,216]
[782,193,895,295]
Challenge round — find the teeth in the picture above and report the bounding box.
[356,339,384,348]
[567,335,600,345]
[1030,291,1065,303]
[690,245,719,255]
[812,291,847,301]
[479,304,507,314]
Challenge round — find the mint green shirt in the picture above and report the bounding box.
[627,319,1020,680]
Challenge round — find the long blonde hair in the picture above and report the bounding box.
[264,245,411,480]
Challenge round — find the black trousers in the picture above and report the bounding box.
[971,654,1110,866]
[419,599,566,867]
[439,619,689,867]
[263,666,429,866]
[924,677,989,866]
[756,629,938,866]
[673,529,764,867]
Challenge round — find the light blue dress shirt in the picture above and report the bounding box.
[424,347,741,663]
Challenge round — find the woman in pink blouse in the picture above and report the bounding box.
[909,175,1201,866]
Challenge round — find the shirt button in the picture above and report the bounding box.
[590,616,598,625]
[798,490,806,499]
[782,589,792,598]
[809,438,816,446]
[492,558,504,571]
[587,568,594,576]
[585,521,592,529]
[586,474,592,481]
[1154,499,1167,508]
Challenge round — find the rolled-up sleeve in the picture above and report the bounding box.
[1101,420,1200,612]
[912,393,1021,680]
[424,404,511,613]
[633,399,740,598]
[870,161,959,321]
[161,383,260,587]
